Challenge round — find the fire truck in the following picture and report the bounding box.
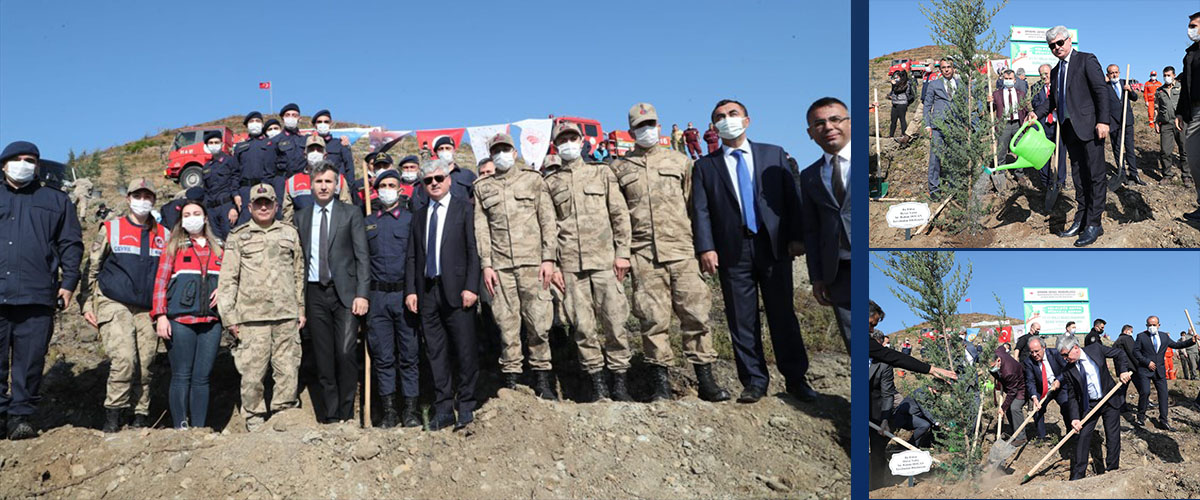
[163,126,247,188]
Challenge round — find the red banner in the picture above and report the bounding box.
[415,128,467,152]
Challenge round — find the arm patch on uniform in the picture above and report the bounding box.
[365,224,377,231]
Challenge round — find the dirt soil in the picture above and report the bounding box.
[868,47,1200,248]
[0,307,849,500]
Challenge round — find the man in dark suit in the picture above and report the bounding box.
[1032,63,1069,190]
[295,162,371,423]
[1111,324,1142,412]
[692,98,810,403]
[1104,64,1144,185]
[923,59,960,198]
[1032,26,1112,246]
[1022,336,1068,440]
[1056,334,1131,480]
[799,97,853,357]
[1084,318,1106,346]
[890,392,938,448]
[1132,315,1198,430]
[1181,12,1200,221]
[404,158,481,431]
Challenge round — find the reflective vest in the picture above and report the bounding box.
[165,242,222,319]
[286,172,346,212]
[98,217,169,309]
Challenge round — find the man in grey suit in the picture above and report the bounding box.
[924,59,960,198]
[799,97,852,354]
[295,161,371,423]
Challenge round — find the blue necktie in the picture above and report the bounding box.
[425,201,440,278]
[731,149,757,233]
[1152,333,1160,353]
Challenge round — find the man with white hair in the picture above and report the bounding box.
[1032,26,1112,247]
[1056,334,1131,480]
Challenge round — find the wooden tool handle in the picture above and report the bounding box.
[1022,379,1126,483]
[869,421,944,463]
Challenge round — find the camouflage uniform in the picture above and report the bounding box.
[216,184,307,424]
[70,178,93,224]
[544,150,633,374]
[611,104,718,367]
[474,136,559,374]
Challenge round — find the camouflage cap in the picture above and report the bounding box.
[551,122,582,142]
[488,133,515,150]
[126,177,155,196]
[249,183,276,202]
[543,154,562,168]
[305,134,326,148]
[628,102,658,128]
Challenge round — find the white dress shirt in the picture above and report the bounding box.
[1076,349,1103,400]
[425,192,451,277]
[1005,88,1019,120]
[821,141,852,260]
[721,140,754,212]
[307,200,334,282]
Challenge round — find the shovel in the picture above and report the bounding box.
[1044,124,1061,213]
[1021,379,1126,484]
[987,391,1051,467]
[869,421,944,464]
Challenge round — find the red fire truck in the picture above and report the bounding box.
[163,126,247,188]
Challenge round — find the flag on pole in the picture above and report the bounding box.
[964,298,971,302]
[259,82,271,89]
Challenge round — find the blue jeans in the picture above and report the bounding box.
[167,320,221,428]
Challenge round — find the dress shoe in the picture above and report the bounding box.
[401,397,421,428]
[648,365,673,402]
[427,414,455,431]
[454,410,474,431]
[1058,221,1083,237]
[789,381,820,401]
[1134,416,1146,427]
[6,416,35,440]
[1128,175,1147,186]
[1073,225,1103,247]
[610,371,632,402]
[102,408,123,433]
[1149,401,1157,409]
[737,386,767,404]
[694,364,730,402]
[501,372,520,390]
[1158,418,1177,432]
[1184,209,1200,221]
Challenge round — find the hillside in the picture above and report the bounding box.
[884,312,1025,338]
[867,47,1200,247]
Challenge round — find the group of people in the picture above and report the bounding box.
[0,94,853,439]
[870,300,1200,483]
[914,16,1200,246]
[670,122,721,159]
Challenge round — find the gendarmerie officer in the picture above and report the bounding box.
[1,141,83,439]
[234,111,276,226]
[312,109,356,185]
[200,131,241,240]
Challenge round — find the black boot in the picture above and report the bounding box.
[649,365,672,402]
[401,397,421,428]
[534,370,558,401]
[591,371,611,402]
[131,413,149,429]
[102,408,122,433]
[7,415,35,440]
[502,372,520,390]
[0,412,6,440]
[610,371,632,402]
[379,394,399,429]
[695,364,731,402]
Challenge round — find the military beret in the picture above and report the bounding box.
[203,131,222,143]
[313,109,331,122]
[185,186,205,201]
[279,102,300,115]
[264,118,280,129]
[433,135,455,150]
[0,140,39,164]
[397,155,419,167]
[243,111,263,125]
[374,169,401,189]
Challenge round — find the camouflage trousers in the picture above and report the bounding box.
[562,269,632,373]
[232,319,301,418]
[491,265,553,373]
[629,251,717,366]
[96,294,158,413]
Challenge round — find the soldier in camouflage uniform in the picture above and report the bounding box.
[610,102,730,403]
[216,183,307,431]
[474,132,560,400]
[69,177,94,224]
[544,123,634,402]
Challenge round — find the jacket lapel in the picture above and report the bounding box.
[808,157,839,210]
[749,141,768,205]
[708,149,739,206]
[299,207,313,254]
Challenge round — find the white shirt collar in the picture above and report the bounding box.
[822,141,852,167]
[721,139,752,157]
[432,191,451,208]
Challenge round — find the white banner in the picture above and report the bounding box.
[465,123,510,166]
[511,118,554,169]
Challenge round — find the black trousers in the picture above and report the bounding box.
[1136,373,1169,422]
[1071,401,1121,480]
[305,282,358,422]
[828,259,852,354]
[1031,390,1066,439]
[1108,120,1138,176]
[0,305,54,416]
[889,102,909,137]
[366,290,419,398]
[716,235,807,391]
[1062,120,1108,227]
[421,278,478,419]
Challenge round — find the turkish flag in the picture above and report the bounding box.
[259,82,271,89]
[999,326,1012,344]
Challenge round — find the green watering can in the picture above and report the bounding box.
[983,120,1054,175]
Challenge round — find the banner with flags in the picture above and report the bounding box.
[465,123,510,163]
[364,118,555,169]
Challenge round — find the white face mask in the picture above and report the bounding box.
[1003,79,1015,88]
[181,215,206,235]
[1165,76,1174,85]
[316,123,331,135]
[634,125,659,147]
[129,198,154,217]
[1190,26,1200,42]
[715,117,746,140]
[4,159,37,184]
[377,188,399,207]
[266,129,281,138]
[401,171,418,183]
[307,152,324,165]
[247,123,263,135]
[557,141,582,161]
[1148,326,1159,335]
[283,116,299,129]
[205,143,222,155]
[437,150,454,161]
[493,151,515,171]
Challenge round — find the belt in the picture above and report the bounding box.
[371,281,405,292]
[206,195,233,208]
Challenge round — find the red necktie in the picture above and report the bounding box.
[1041,361,1049,397]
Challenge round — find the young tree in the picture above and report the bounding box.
[919,0,1009,234]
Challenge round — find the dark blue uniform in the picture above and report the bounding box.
[409,165,475,211]
[365,205,418,399]
[0,179,83,417]
[159,198,186,230]
[234,134,277,226]
[201,152,240,240]
[319,134,356,186]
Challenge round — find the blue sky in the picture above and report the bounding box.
[0,0,850,164]
[870,251,1200,341]
[870,0,1193,85]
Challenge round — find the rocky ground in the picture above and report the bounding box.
[868,47,1200,248]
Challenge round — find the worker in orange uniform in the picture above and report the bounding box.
[1144,71,1162,127]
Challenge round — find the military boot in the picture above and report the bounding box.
[131,413,150,429]
[0,413,7,439]
[401,397,421,428]
[533,370,558,401]
[379,394,399,429]
[7,415,35,440]
[610,371,633,402]
[102,408,122,433]
[649,365,673,402]
[591,371,611,402]
[695,363,731,402]
[502,372,520,390]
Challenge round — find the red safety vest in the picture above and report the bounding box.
[165,242,223,319]
[98,217,168,309]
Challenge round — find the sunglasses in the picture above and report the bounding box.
[1048,38,1069,49]
[422,175,447,185]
